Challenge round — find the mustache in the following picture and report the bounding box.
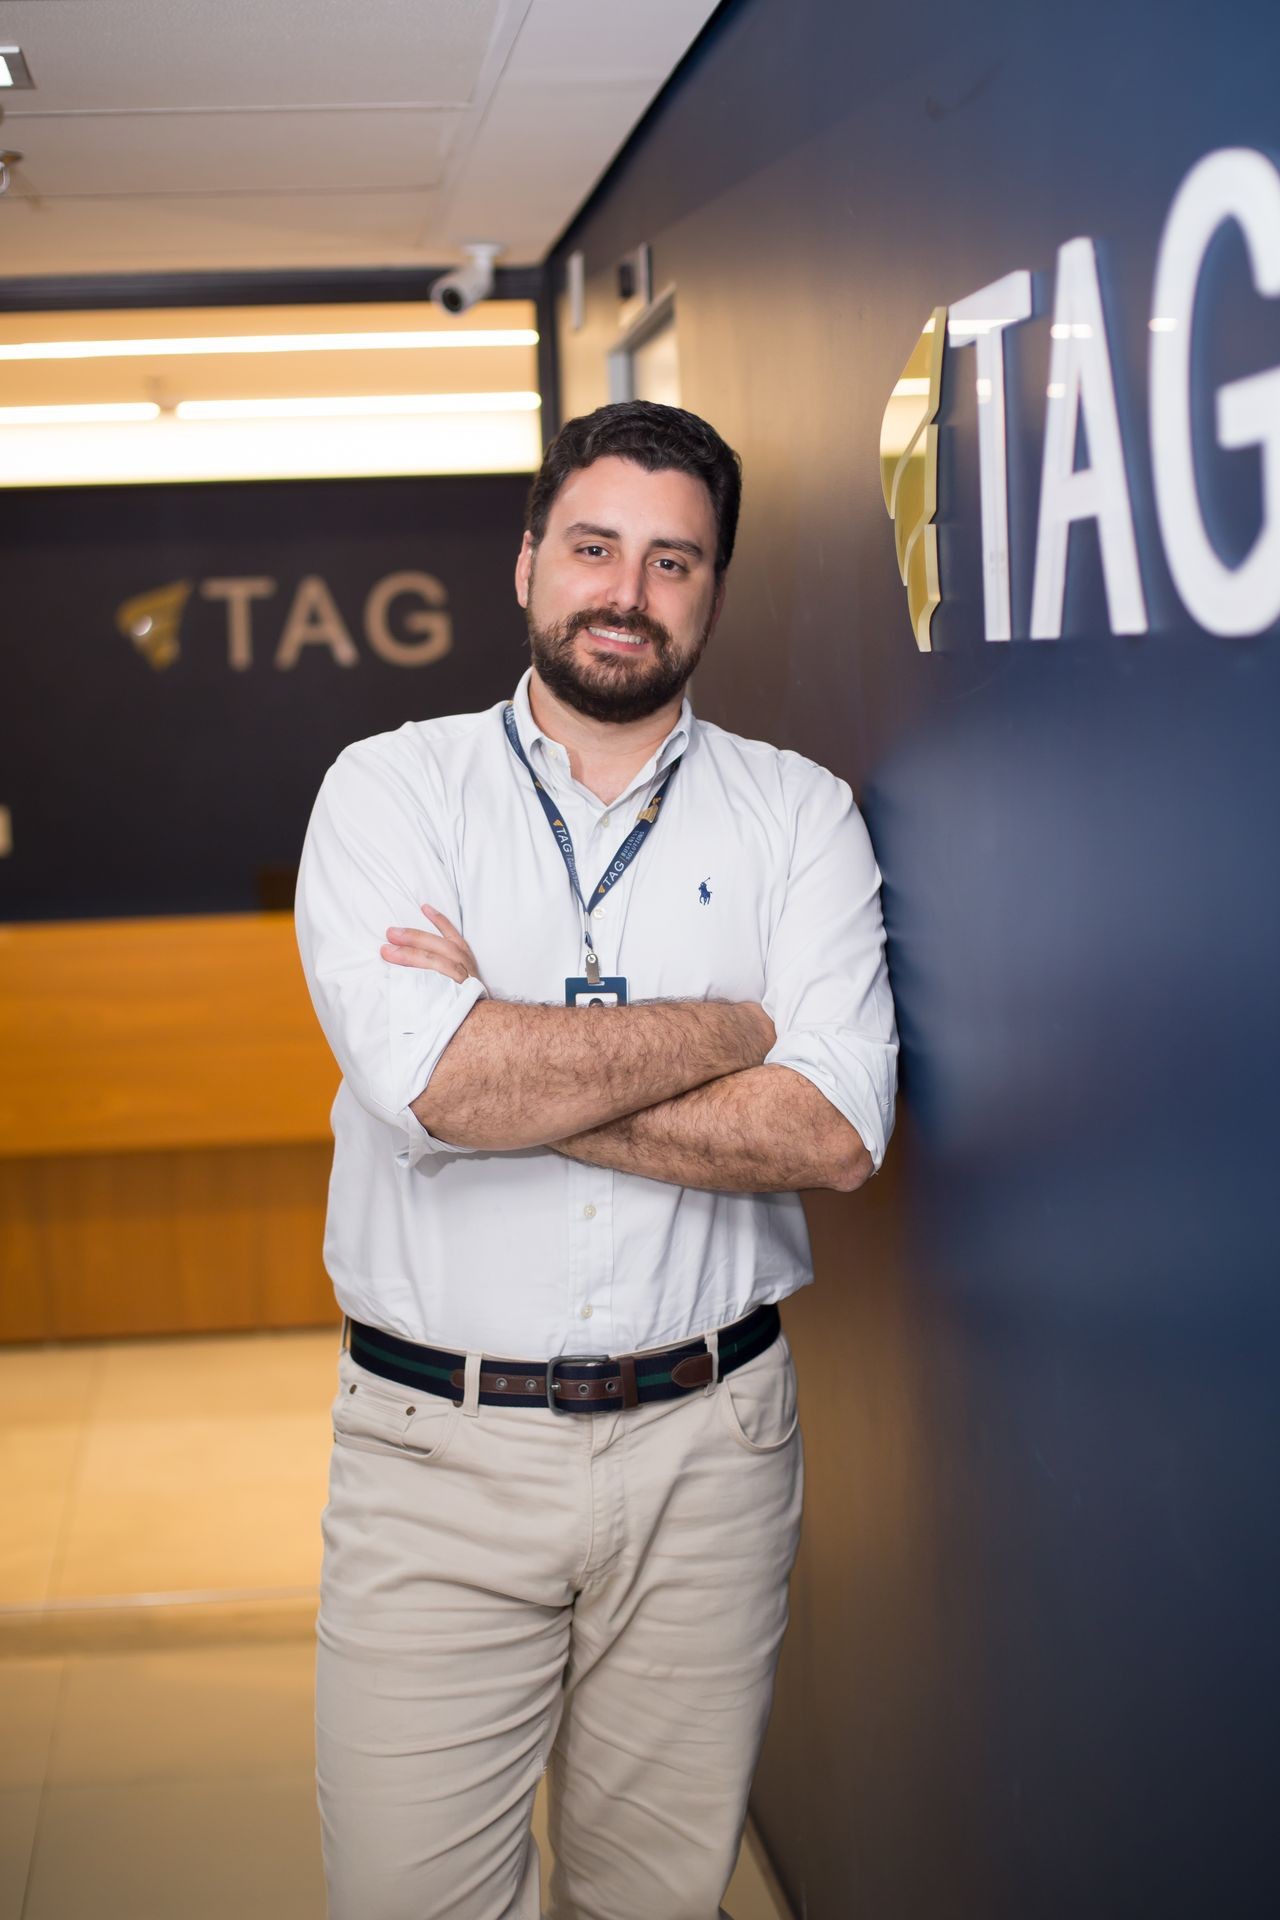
[560,607,672,650]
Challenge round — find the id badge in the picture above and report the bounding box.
[565,975,629,1007]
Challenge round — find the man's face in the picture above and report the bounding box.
[515,454,724,723]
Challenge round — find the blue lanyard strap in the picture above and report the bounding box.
[502,703,682,930]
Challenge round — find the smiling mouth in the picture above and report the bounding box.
[584,625,650,648]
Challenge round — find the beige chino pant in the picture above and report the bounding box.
[316,1328,804,1920]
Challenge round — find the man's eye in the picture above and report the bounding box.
[654,556,687,573]
[579,545,608,558]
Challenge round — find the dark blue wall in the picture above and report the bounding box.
[552,1,1280,1913]
[0,473,529,922]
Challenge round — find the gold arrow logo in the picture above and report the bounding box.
[880,307,947,652]
[115,580,193,670]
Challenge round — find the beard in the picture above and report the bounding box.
[526,601,712,723]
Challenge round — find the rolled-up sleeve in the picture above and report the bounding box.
[762,759,898,1171]
[295,740,486,1167]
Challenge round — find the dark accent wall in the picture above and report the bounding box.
[0,474,530,922]
[551,3,1280,1915]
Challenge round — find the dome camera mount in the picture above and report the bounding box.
[430,243,503,316]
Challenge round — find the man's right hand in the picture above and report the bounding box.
[382,904,482,987]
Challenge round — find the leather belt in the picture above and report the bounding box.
[346,1302,781,1414]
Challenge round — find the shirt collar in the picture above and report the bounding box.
[510,666,694,794]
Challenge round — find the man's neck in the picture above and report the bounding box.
[527,671,683,805]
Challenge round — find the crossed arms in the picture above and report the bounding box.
[296,743,895,1198]
[389,910,873,1193]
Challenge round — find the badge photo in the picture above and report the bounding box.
[565,976,629,1007]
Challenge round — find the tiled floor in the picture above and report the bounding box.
[0,1332,334,1610]
[0,1331,785,1919]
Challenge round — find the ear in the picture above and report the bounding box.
[515,531,536,609]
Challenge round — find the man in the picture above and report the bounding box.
[295,400,897,1920]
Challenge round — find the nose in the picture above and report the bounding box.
[604,553,647,615]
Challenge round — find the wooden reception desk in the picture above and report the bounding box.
[0,914,341,1342]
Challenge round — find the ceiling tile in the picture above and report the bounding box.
[444,79,662,260]
[0,0,722,273]
[4,109,459,198]
[0,0,501,111]
[502,0,718,81]
[0,190,444,275]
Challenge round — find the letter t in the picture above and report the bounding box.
[947,271,1034,641]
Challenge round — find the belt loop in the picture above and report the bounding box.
[704,1327,720,1396]
[340,1314,351,1354]
[462,1350,482,1417]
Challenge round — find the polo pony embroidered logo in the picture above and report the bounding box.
[880,306,947,652]
[698,878,712,905]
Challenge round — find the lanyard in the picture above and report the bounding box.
[503,703,682,982]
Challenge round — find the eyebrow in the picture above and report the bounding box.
[562,520,706,561]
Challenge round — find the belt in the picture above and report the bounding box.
[346,1302,781,1414]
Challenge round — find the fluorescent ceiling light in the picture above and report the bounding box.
[0,413,542,487]
[0,328,538,363]
[0,402,161,424]
[0,55,12,86]
[175,391,541,421]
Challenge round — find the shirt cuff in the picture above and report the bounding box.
[765,1029,894,1173]
[393,972,489,1169]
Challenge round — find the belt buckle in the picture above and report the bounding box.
[546,1353,612,1414]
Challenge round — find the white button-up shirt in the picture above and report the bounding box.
[295,669,897,1357]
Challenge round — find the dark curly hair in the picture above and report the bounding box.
[525,401,743,576]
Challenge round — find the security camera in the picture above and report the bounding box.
[430,243,502,315]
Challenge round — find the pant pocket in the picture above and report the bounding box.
[715,1333,799,1454]
[331,1353,462,1463]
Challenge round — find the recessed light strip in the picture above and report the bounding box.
[175,391,541,421]
[0,393,541,426]
[0,329,538,363]
[0,402,162,425]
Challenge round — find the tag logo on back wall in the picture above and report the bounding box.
[114,570,453,671]
[879,146,1280,653]
[116,581,193,670]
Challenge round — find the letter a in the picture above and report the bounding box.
[274,576,359,670]
[1030,238,1148,638]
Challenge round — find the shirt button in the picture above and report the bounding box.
[582,1203,597,1220]
[594,904,607,919]
[600,813,611,827]
[579,1304,594,1319]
